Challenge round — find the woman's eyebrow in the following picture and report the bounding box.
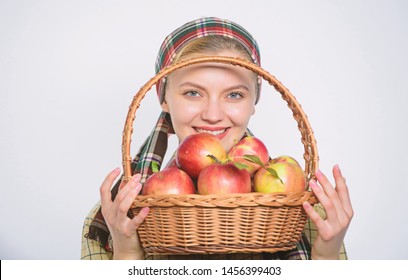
[178,82,250,91]
[178,82,206,90]
[223,85,250,92]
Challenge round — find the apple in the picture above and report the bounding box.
[227,136,269,175]
[176,133,227,179]
[253,160,306,193]
[197,163,251,195]
[142,167,196,195]
[270,155,300,165]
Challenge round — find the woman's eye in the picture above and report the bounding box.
[228,92,244,99]
[184,91,200,97]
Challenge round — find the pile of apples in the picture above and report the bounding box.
[142,133,307,195]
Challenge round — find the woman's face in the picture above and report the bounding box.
[161,50,257,152]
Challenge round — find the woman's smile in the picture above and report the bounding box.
[193,126,229,139]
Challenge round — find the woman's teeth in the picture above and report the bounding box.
[195,128,226,136]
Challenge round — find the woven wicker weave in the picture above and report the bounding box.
[123,56,318,255]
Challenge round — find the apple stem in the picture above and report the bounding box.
[207,154,222,164]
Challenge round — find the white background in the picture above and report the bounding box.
[1,0,407,260]
[2,260,408,279]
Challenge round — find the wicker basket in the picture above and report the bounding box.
[124,56,319,255]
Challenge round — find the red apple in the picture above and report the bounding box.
[142,167,196,195]
[176,133,227,179]
[253,160,306,193]
[227,136,269,176]
[197,163,251,195]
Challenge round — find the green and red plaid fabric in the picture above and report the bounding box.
[133,111,174,184]
[155,17,261,103]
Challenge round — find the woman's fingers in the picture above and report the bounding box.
[307,167,353,236]
[118,179,127,190]
[333,165,354,219]
[99,170,148,258]
[315,169,336,198]
[304,166,353,258]
[100,167,121,208]
[129,207,150,232]
[309,178,338,221]
[101,171,142,225]
[116,177,142,224]
[114,174,141,204]
[303,201,325,229]
[314,169,348,223]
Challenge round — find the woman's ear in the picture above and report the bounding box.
[161,99,170,113]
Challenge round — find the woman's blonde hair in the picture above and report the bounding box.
[173,35,253,64]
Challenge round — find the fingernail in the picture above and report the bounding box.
[112,167,121,175]
[309,180,319,190]
[315,169,324,180]
[336,164,343,176]
[303,201,311,210]
[141,207,150,217]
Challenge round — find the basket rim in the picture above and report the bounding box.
[132,190,318,208]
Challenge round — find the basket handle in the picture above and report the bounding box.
[122,56,318,183]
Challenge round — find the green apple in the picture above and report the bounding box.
[254,160,306,193]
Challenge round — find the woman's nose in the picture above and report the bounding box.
[201,99,224,123]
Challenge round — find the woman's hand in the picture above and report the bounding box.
[100,168,150,260]
[302,165,354,260]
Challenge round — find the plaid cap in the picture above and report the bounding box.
[155,17,261,103]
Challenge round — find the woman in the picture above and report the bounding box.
[81,17,353,260]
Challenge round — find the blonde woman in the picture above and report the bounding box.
[81,17,353,260]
